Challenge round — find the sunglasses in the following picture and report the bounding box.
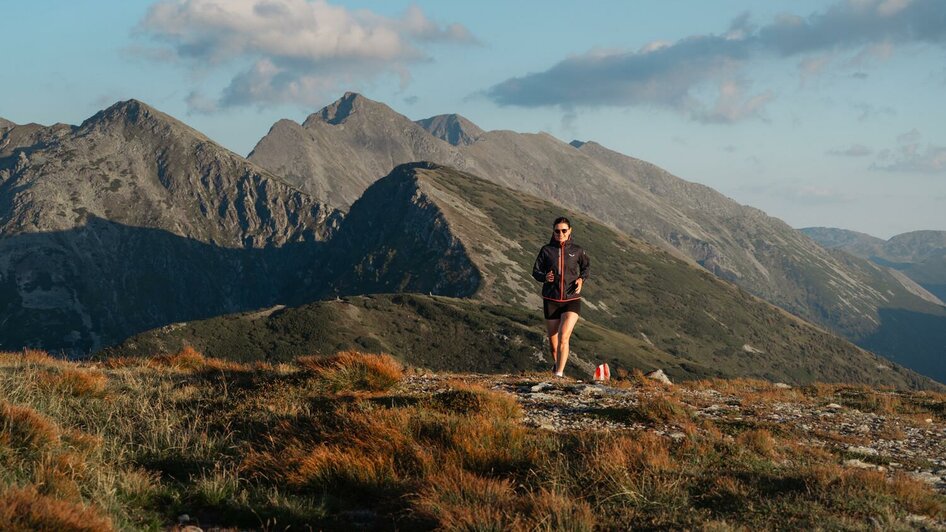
[553,228,570,234]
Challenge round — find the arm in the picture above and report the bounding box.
[579,249,590,281]
[532,248,548,283]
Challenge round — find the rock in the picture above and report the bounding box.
[847,445,879,456]
[644,369,672,385]
[530,382,552,393]
[825,403,843,410]
[844,459,882,470]
[669,431,687,440]
[774,382,792,389]
[910,471,942,485]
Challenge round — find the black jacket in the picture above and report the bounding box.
[532,237,590,301]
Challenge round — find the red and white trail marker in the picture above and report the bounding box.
[594,363,611,381]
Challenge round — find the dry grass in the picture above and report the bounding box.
[0,350,943,529]
[147,345,249,372]
[37,368,107,398]
[1,402,61,452]
[0,486,113,532]
[297,351,403,393]
[736,428,778,458]
[632,393,693,425]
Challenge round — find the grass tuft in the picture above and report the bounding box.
[297,351,403,393]
[0,485,113,532]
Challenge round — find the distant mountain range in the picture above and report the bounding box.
[247,92,946,384]
[1,96,944,386]
[802,227,946,306]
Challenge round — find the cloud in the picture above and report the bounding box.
[897,128,921,144]
[485,0,946,121]
[134,0,476,110]
[827,143,873,156]
[872,129,946,172]
[873,144,946,172]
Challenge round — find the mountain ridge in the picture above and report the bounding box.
[111,162,942,390]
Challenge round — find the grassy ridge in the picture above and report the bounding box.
[2,349,944,530]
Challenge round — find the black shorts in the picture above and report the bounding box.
[543,299,581,320]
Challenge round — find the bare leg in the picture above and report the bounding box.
[545,319,561,370]
[555,312,580,375]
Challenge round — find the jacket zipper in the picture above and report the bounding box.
[559,240,565,299]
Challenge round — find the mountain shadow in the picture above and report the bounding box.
[861,308,946,384]
[0,215,327,354]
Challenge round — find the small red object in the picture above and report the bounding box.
[594,363,610,381]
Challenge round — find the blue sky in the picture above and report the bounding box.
[3,0,944,238]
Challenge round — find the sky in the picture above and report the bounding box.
[2,0,945,239]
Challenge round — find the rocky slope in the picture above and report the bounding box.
[247,93,946,384]
[0,101,338,354]
[108,163,942,390]
[804,227,946,304]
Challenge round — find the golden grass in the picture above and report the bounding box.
[414,466,522,530]
[147,345,249,372]
[37,368,107,398]
[0,486,113,532]
[735,428,778,458]
[1,402,61,451]
[633,393,693,425]
[1,350,943,529]
[297,351,403,393]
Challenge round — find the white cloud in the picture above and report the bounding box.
[486,0,946,122]
[873,144,946,172]
[134,0,476,110]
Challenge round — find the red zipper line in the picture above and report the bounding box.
[559,240,565,299]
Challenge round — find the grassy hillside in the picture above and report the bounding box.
[305,163,938,389]
[1,349,944,530]
[106,292,943,391]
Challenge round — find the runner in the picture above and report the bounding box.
[531,217,590,377]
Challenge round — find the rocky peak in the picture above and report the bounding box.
[306,92,402,127]
[415,114,484,146]
[80,99,158,128]
[0,117,16,131]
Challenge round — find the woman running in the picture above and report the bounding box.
[532,217,590,377]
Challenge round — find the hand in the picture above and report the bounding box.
[575,278,583,294]
[545,270,555,282]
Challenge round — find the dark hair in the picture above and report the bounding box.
[552,217,571,228]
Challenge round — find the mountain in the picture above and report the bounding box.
[0,100,338,354]
[109,162,941,390]
[803,227,946,304]
[247,92,460,208]
[247,93,946,384]
[0,117,15,132]
[415,113,484,146]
